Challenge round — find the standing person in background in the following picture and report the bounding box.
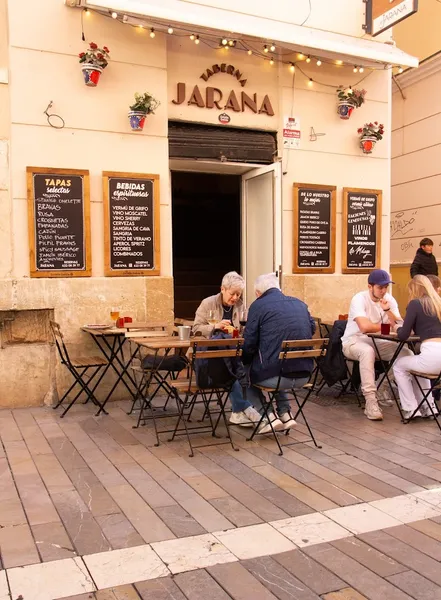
[410,238,438,278]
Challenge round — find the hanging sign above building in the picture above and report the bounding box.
[27,166,91,278]
[103,171,160,277]
[172,63,275,117]
[364,0,418,37]
[293,183,336,274]
[343,187,382,273]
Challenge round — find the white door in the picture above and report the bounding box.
[241,161,282,306]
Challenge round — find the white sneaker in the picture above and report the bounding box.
[229,411,253,427]
[257,413,284,434]
[364,402,383,421]
[377,386,395,407]
[279,412,296,431]
[244,406,264,424]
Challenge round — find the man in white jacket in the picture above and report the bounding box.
[342,269,412,421]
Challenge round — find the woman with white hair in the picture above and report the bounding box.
[192,271,262,427]
[393,274,441,419]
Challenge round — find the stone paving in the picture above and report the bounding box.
[2,394,441,599]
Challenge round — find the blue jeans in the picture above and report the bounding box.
[246,376,309,416]
[229,380,252,413]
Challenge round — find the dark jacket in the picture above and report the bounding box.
[410,248,438,278]
[317,320,348,386]
[242,288,315,383]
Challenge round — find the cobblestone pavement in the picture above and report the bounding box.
[1,393,441,600]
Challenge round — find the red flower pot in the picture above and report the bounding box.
[360,136,377,154]
[81,64,103,87]
[128,111,147,131]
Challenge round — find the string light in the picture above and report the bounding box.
[316,59,322,66]
[228,40,234,46]
[359,67,364,73]
[111,11,117,18]
[353,66,359,73]
[138,24,144,29]
[221,38,228,45]
[195,35,200,45]
[247,49,252,55]
[263,45,269,53]
[270,57,274,65]
[298,53,305,59]
[308,78,313,86]
[84,8,90,16]
[167,26,174,34]
[398,66,404,73]
[122,15,128,23]
[336,60,343,65]
[190,34,195,40]
[270,44,276,52]
[306,55,311,63]
[289,63,295,72]
[150,27,155,38]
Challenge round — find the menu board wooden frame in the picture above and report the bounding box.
[27,166,91,278]
[293,183,336,274]
[342,187,382,274]
[103,171,160,277]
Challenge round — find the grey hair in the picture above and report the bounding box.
[254,273,280,294]
[221,271,245,291]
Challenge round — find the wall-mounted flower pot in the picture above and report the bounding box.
[337,101,355,120]
[360,136,377,154]
[81,64,103,87]
[128,110,147,131]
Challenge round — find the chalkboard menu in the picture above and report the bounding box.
[103,171,160,276]
[343,187,382,273]
[27,167,91,278]
[293,183,336,274]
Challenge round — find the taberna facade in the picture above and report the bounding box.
[0,0,418,406]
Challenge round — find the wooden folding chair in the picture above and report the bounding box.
[50,321,108,418]
[247,338,327,455]
[404,368,441,430]
[163,338,243,457]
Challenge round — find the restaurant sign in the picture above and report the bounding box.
[364,0,418,37]
[172,63,275,116]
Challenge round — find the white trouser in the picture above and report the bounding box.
[343,336,413,401]
[393,341,441,412]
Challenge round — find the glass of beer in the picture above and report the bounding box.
[110,306,120,328]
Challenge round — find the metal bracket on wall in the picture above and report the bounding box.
[310,127,326,142]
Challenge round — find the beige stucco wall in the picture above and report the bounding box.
[393,2,441,61]
[0,0,394,406]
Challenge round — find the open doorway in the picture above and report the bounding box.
[171,171,241,318]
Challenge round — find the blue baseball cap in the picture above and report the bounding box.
[368,269,394,285]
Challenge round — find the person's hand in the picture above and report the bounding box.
[379,298,391,311]
[214,319,232,330]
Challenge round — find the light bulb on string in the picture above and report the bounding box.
[353,66,358,73]
[359,67,364,73]
[289,62,295,72]
[306,55,311,63]
[221,38,228,45]
[336,60,343,65]
[308,78,313,86]
[298,53,304,59]
[269,57,274,65]
[398,66,404,73]
[84,8,90,16]
[195,35,200,45]
[247,49,252,55]
[316,59,322,66]
[190,34,195,41]
[168,26,174,34]
[111,11,117,18]
[348,86,353,94]
[228,40,234,46]
[138,24,144,30]
[270,44,276,52]
[150,28,155,38]
[263,45,269,53]
[122,15,128,23]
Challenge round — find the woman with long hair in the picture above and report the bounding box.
[393,275,441,418]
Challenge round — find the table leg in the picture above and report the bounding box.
[370,337,406,421]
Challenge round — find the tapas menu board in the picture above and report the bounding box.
[27,167,91,277]
[343,187,382,273]
[293,183,336,273]
[103,171,160,276]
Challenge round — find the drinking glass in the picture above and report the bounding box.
[207,310,217,327]
[110,306,120,327]
[239,309,248,328]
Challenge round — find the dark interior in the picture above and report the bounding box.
[172,171,241,318]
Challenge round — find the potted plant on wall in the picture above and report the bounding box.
[336,87,366,119]
[128,92,160,131]
[358,121,384,154]
[79,42,110,87]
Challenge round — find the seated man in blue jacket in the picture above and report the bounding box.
[243,273,315,433]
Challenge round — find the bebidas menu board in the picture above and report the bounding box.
[27,167,91,277]
[293,183,336,273]
[103,172,160,276]
[343,187,382,273]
